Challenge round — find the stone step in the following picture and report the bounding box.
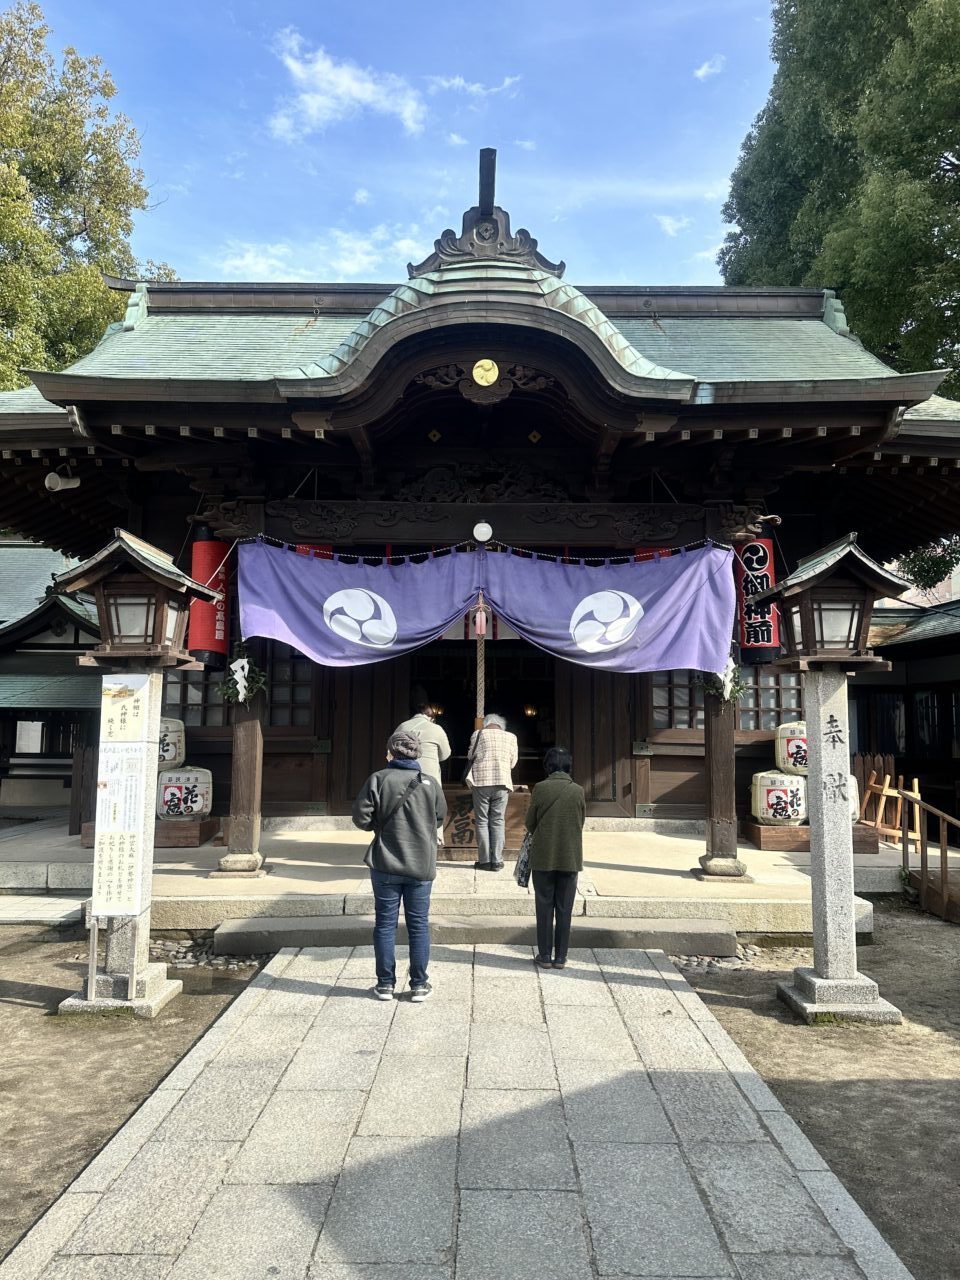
[0,894,85,925]
[152,892,875,934]
[213,913,738,956]
[260,813,704,835]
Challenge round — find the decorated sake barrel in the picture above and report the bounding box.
[158,718,186,768]
[775,721,808,775]
[752,770,808,826]
[847,773,860,824]
[157,767,213,820]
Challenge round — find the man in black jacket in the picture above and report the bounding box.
[352,729,447,1001]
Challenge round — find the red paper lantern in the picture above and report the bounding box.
[188,527,230,669]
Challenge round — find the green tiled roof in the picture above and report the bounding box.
[38,307,901,387]
[0,542,73,625]
[63,314,359,381]
[0,386,69,417]
[879,604,960,647]
[613,317,897,382]
[0,673,101,709]
[903,394,960,424]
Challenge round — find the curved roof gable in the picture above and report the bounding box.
[280,258,695,391]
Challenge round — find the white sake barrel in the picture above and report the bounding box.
[775,721,808,775]
[158,718,186,767]
[848,773,860,824]
[157,767,213,820]
[752,770,808,826]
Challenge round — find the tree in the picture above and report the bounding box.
[0,2,175,389]
[720,0,959,397]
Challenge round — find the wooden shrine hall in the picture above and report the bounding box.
[1,149,958,856]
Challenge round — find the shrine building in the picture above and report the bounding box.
[1,151,958,837]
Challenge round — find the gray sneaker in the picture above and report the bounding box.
[409,982,433,1003]
[374,983,395,1001]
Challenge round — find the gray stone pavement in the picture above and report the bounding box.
[0,945,913,1280]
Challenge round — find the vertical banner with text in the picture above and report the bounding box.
[92,672,162,917]
[735,538,780,665]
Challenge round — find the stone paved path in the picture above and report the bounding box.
[1,946,912,1280]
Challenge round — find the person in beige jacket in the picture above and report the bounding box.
[466,713,519,871]
[395,703,451,845]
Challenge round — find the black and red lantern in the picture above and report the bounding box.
[187,525,230,669]
[735,537,780,665]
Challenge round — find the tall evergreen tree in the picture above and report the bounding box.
[721,0,958,396]
[0,1,174,389]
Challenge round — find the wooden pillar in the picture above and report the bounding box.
[696,689,747,877]
[211,681,266,878]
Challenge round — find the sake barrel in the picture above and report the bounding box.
[157,767,213,820]
[158,717,186,768]
[752,770,808,826]
[848,773,860,824]
[775,721,808,775]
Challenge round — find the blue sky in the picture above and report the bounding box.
[41,0,775,286]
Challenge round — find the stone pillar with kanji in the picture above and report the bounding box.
[777,666,901,1023]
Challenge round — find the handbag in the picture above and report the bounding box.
[514,831,532,888]
[461,728,484,786]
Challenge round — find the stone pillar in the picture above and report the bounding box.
[212,693,266,878]
[60,670,182,1018]
[696,690,747,878]
[777,665,901,1023]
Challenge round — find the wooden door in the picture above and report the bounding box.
[329,656,411,812]
[555,662,634,816]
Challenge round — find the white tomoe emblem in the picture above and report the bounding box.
[569,590,644,653]
[322,588,398,648]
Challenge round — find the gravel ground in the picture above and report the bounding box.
[0,923,257,1261]
[679,898,960,1280]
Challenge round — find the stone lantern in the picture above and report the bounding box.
[753,533,909,1023]
[55,530,220,1017]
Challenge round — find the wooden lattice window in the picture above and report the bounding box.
[267,641,313,727]
[650,667,802,732]
[737,668,802,731]
[162,669,226,727]
[651,672,705,729]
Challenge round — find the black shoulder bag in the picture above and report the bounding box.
[376,774,422,832]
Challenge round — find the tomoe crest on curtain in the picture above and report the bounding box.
[237,541,736,675]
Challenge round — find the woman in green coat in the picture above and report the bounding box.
[524,746,586,969]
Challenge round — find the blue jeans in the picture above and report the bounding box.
[370,869,432,988]
[472,785,509,865]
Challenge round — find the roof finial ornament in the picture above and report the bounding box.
[478,147,496,217]
[407,148,565,278]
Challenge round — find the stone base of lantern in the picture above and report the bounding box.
[777,966,902,1024]
[58,963,183,1020]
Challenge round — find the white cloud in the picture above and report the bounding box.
[427,74,521,97]
[353,187,370,205]
[269,29,426,139]
[214,223,431,283]
[691,241,724,261]
[446,131,468,146]
[515,138,536,151]
[655,214,692,237]
[693,54,726,80]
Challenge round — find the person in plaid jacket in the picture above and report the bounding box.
[466,713,519,871]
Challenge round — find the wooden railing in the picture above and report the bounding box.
[899,790,959,923]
